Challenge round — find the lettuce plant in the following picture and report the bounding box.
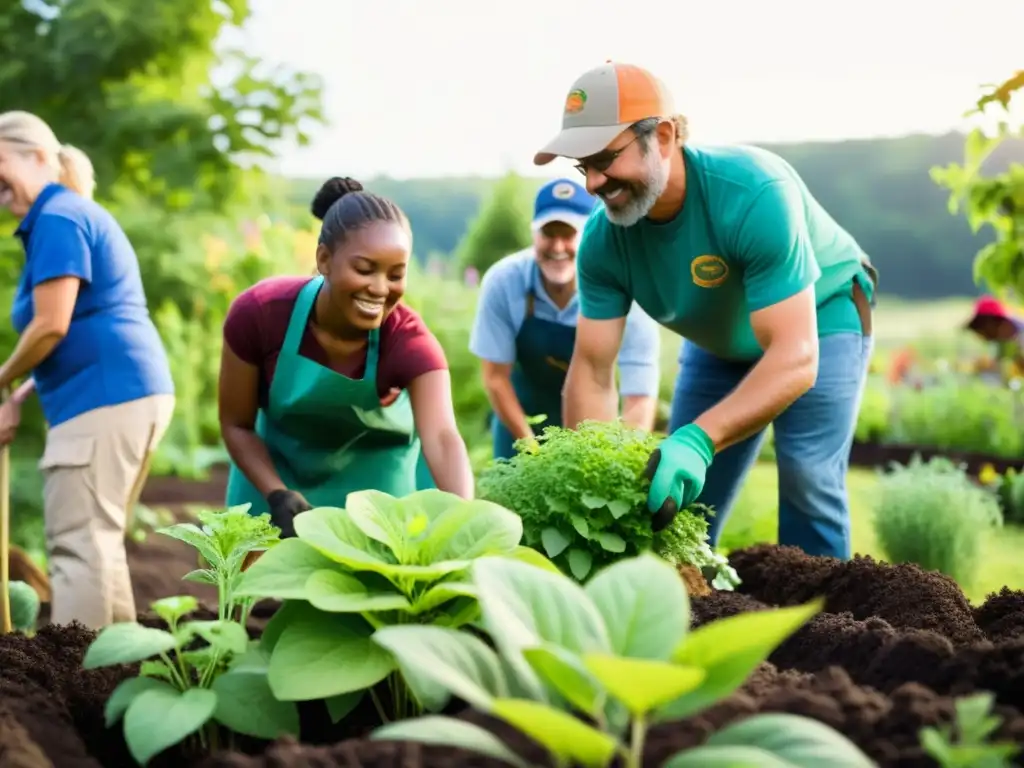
[478,420,738,588]
[235,488,542,723]
[82,506,292,766]
[370,553,873,768]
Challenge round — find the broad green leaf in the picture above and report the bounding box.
[663,745,793,767]
[593,532,625,553]
[422,498,524,562]
[83,623,178,669]
[660,599,823,720]
[582,653,705,715]
[701,713,875,766]
[540,527,571,558]
[259,600,303,656]
[345,489,420,554]
[268,608,394,700]
[580,494,608,510]
[472,556,610,654]
[151,596,198,625]
[371,715,529,768]
[607,499,630,519]
[124,687,217,765]
[373,625,505,712]
[189,620,249,655]
[104,677,171,727]
[570,514,589,538]
[584,553,689,660]
[212,668,300,740]
[292,507,395,571]
[304,570,411,613]
[410,580,477,614]
[491,698,619,767]
[325,691,364,723]
[157,523,220,566]
[138,661,174,682]
[567,548,593,580]
[507,546,562,575]
[235,538,339,599]
[522,645,602,715]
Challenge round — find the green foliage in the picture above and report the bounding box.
[83,507,288,765]
[370,553,870,768]
[872,457,1003,586]
[985,466,1024,525]
[477,420,736,587]
[235,489,540,721]
[7,581,39,635]
[455,171,533,275]
[932,72,1024,299]
[920,692,1021,768]
[0,0,323,210]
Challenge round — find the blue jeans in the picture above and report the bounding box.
[668,333,874,560]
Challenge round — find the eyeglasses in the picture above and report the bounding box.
[573,133,641,177]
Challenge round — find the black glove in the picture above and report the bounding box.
[644,450,678,533]
[266,489,311,539]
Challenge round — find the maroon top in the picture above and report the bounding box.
[223,276,447,408]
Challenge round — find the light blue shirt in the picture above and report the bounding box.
[469,248,661,397]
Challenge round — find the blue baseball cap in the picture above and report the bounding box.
[532,178,597,234]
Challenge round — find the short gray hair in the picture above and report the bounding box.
[633,114,690,155]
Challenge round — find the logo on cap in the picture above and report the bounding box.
[552,183,576,200]
[691,255,729,288]
[565,89,587,114]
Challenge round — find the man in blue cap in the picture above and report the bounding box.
[469,178,660,458]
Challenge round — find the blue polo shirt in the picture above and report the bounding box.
[469,248,660,396]
[12,183,174,427]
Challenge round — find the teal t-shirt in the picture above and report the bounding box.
[577,144,875,361]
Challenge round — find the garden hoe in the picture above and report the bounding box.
[1,387,10,634]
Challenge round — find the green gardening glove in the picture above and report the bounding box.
[644,423,715,531]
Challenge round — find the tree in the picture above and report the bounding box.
[456,171,534,275]
[932,71,1024,298]
[0,0,324,210]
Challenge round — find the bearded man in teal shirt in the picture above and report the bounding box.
[535,61,877,560]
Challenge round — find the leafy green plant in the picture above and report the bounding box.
[82,506,290,766]
[7,580,39,635]
[920,692,1021,767]
[235,488,544,723]
[986,466,1024,525]
[477,420,738,588]
[370,552,872,768]
[872,456,1003,586]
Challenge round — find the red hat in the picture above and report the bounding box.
[971,295,1011,320]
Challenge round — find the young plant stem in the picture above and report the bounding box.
[628,716,647,768]
[369,687,390,724]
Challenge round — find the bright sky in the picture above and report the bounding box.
[230,0,1024,180]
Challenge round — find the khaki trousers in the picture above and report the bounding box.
[40,394,175,629]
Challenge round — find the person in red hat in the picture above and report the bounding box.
[965,295,1024,369]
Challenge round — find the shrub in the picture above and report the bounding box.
[872,456,1003,586]
[477,420,738,589]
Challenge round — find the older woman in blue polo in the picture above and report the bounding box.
[469,177,660,458]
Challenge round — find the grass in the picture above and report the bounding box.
[722,461,1024,604]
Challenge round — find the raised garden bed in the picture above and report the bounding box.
[2,543,1022,767]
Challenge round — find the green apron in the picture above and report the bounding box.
[225,276,425,514]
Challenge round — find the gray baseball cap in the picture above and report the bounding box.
[534,61,676,166]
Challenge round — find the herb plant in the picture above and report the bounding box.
[82,506,293,766]
[920,692,1021,768]
[235,488,542,724]
[7,580,39,635]
[477,420,737,588]
[370,552,874,768]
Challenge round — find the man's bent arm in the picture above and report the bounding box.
[621,395,657,431]
[563,315,626,428]
[693,287,818,452]
[481,361,534,440]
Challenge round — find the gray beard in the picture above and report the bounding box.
[603,151,670,227]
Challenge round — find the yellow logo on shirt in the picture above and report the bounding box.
[691,255,729,288]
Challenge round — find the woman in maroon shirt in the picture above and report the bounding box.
[218,176,474,535]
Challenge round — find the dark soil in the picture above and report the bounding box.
[1,542,1022,767]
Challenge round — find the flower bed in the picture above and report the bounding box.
[2,543,1022,767]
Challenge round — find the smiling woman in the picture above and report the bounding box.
[0,110,176,631]
[218,176,474,538]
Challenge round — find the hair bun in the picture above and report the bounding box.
[311,176,364,220]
